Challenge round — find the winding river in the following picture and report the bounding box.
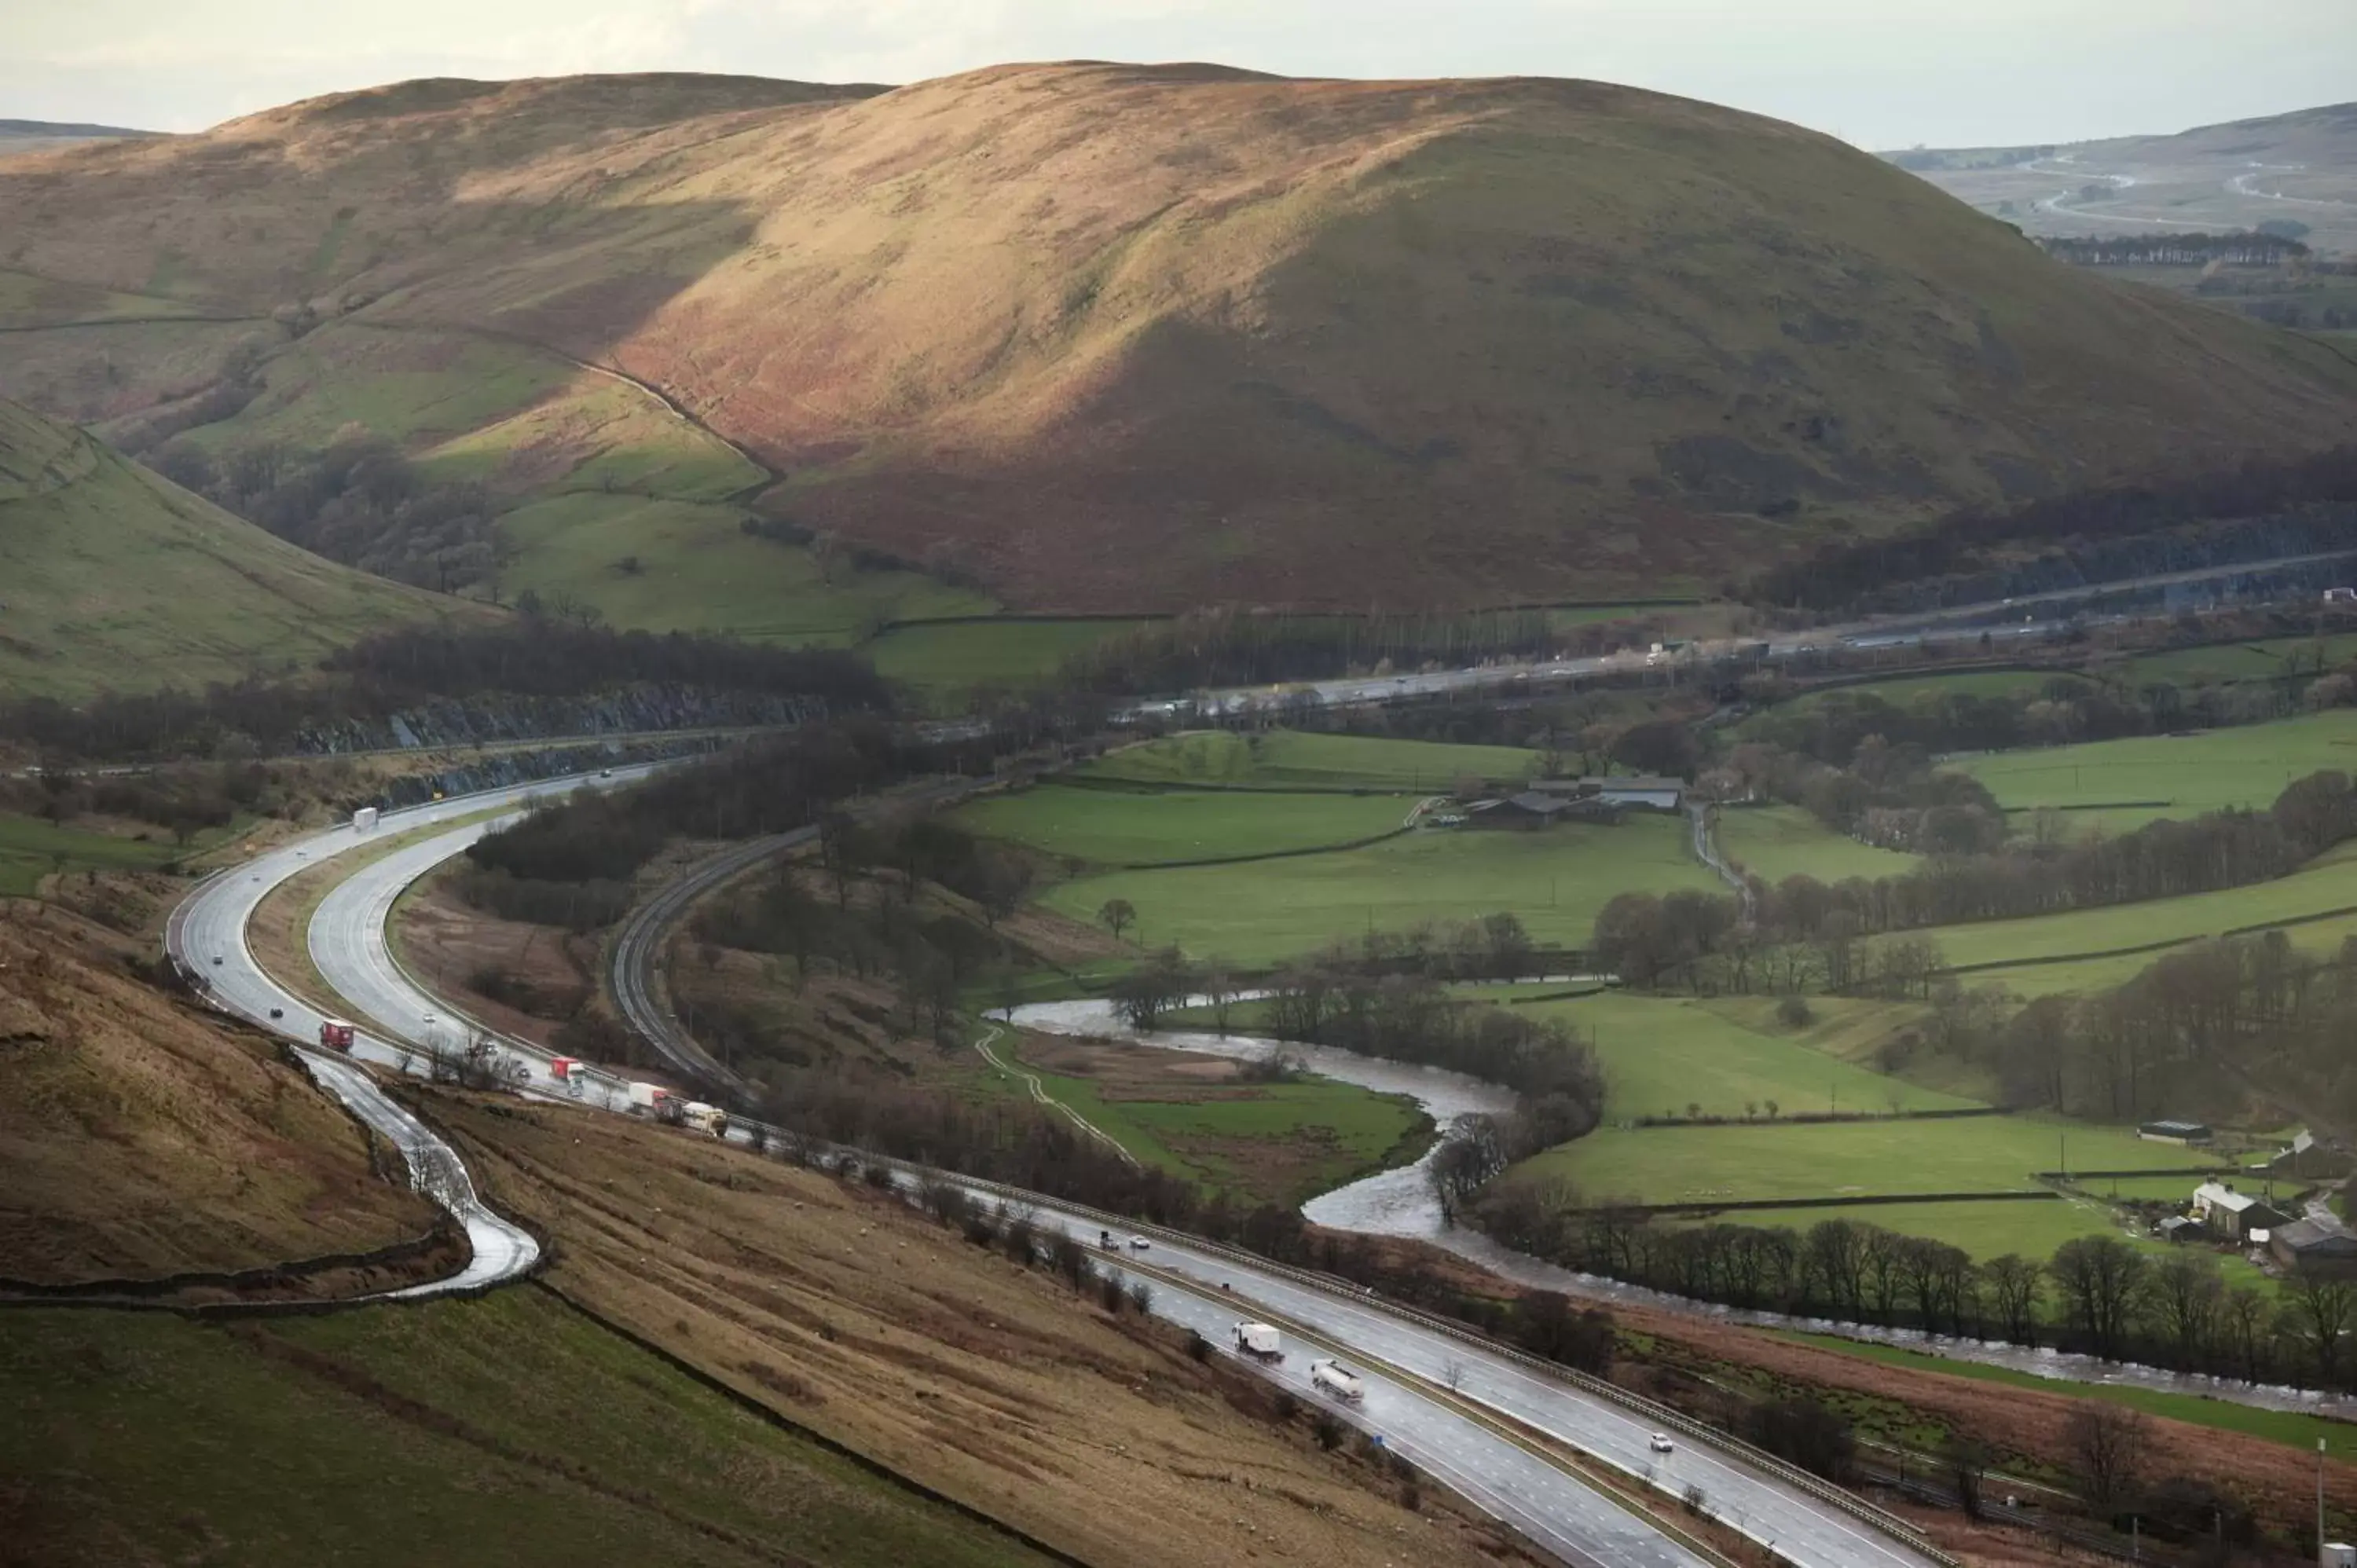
[1010,998,2357,1423]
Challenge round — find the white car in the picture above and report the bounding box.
[1127,1236,1151,1251]
[1648,1434,1675,1454]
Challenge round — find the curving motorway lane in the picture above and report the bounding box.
[167,768,661,1297]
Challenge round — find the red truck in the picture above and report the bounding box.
[317,1018,356,1053]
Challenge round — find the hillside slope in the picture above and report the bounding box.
[0,915,438,1288]
[0,397,470,697]
[5,67,2356,611]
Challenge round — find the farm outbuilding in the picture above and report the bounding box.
[2272,1218,2357,1277]
[2139,1119,2213,1145]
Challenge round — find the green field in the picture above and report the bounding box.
[0,1294,1053,1568]
[1020,1062,1431,1206]
[493,493,988,644]
[1906,837,2357,992]
[1508,991,1975,1123]
[1953,709,2357,832]
[1083,730,1544,792]
[0,811,247,896]
[1791,669,2090,706]
[867,619,1157,699]
[0,397,463,699]
[1039,811,1718,965]
[1508,1115,2216,1209]
[2100,636,2357,691]
[958,783,1411,866]
[1777,1331,2352,1453]
[1714,805,1919,885]
[177,324,574,455]
[1688,1196,2130,1261]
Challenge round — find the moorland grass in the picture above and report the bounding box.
[0,1293,1053,1568]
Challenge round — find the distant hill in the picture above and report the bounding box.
[0,396,474,698]
[0,118,153,138]
[0,118,154,158]
[2,67,2355,614]
[1888,101,2357,255]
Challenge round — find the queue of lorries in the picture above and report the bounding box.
[309,1021,725,1136]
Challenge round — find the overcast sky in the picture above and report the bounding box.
[9,0,2353,148]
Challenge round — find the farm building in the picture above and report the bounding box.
[2138,1119,2213,1145]
[2271,1217,2357,1277]
[1464,792,1620,830]
[1526,776,1685,811]
[2156,1214,2203,1244]
[2270,1130,2350,1181]
[2192,1181,2290,1241]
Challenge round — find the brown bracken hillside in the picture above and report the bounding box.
[7,65,2355,610]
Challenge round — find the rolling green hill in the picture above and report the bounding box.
[0,397,466,697]
[2,66,2353,622]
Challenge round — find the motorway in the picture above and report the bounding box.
[1126,548,2357,722]
[171,774,1945,1568]
[166,766,663,1295]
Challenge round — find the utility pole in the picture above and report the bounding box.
[2320,1436,2329,1566]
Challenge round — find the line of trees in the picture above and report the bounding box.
[151,428,500,592]
[1742,444,2357,613]
[1981,930,2357,1124]
[1736,663,2347,771]
[2039,232,2310,267]
[1593,766,2357,996]
[0,617,893,764]
[1472,1190,2357,1389]
[1742,767,2357,945]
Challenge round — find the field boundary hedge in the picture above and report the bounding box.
[1941,898,2357,979]
[1631,1189,2058,1216]
[1106,825,1413,871]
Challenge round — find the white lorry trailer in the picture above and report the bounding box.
[352,806,379,833]
[1233,1322,1283,1361]
[627,1082,673,1119]
[1310,1360,1363,1401]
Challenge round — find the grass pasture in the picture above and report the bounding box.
[1952,709,2357,832]
[1083,730,1544,793]
[0,812,237,896]
[956,783,1410,866]
[1507,1115,2212,1214]
[1714,805,1919,885]
[1908,837,2357,992]
[0,1295,1054,1568]
[2099,636,2357,691]
[1036,810,1718,965]
[1505,991,1974,1124]
[1013,1035,1431,1207]
[493,493,988,643]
